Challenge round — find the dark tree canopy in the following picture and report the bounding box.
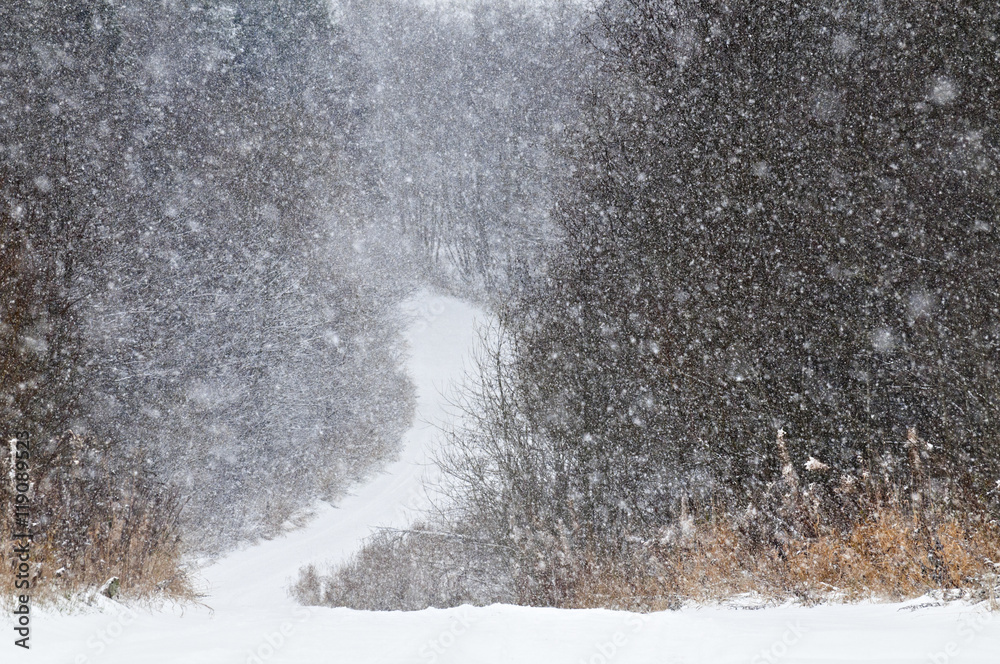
[507,0,1000,535]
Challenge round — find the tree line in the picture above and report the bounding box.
[303,0,1000,609]
[1,0,412,556]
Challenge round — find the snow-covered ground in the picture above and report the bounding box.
[197,292,477,611]
[10,292,1000,663]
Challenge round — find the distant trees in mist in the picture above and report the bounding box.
[341,0,592,296]
[2,0,591,552]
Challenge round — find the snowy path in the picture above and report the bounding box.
[199,292,480,610]
[12,292,1000,663]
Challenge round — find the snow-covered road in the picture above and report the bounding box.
[199,292,480,610]
[11,292,1000,663]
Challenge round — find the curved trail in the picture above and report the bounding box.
[21,293,1000,663]
[201,292,481,610]
[28,292,488,663]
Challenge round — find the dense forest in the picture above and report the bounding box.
[300,0,1000,609]
[2,0,415,562]
[2,0,585,594]
[3,0,1000,607]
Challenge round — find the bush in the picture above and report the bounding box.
[292,523,515,610]
[2,432,190,601]
[294,330,1000,610]
[494,427,1000,608]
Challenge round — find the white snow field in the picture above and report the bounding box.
[11,292,1000,663]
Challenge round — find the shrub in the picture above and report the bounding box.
[291,523,515,610]
[2,432,191,601]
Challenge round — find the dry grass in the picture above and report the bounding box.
[785,511,1000,599]
[554,507,1000,611]
[2,432,193,603]
[295,428,1000,612]
[546,431,1000,610]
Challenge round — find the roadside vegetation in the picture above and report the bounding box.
[295,0,1000,612]
[1,433,191,602]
